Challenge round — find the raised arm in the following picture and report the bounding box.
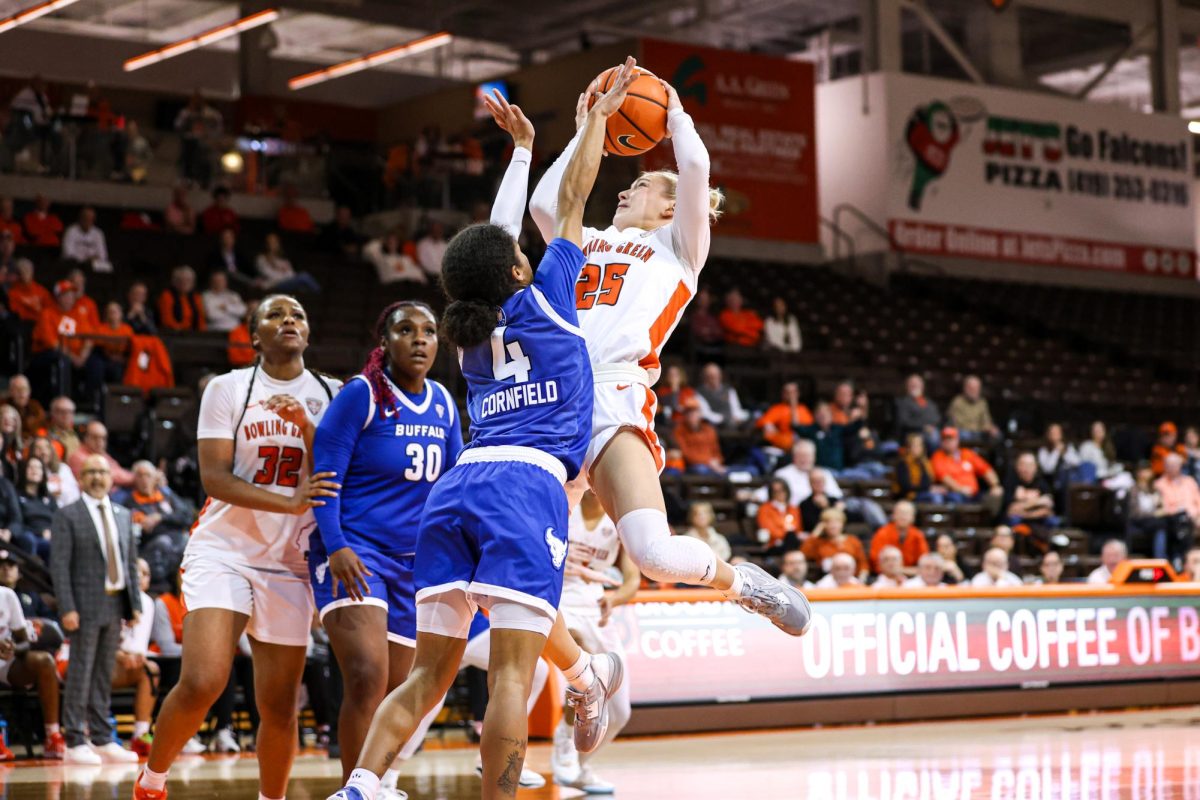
[484,89,535,238]
[662,81,714,272]
[528,89,591,244]
[556,56,638,246]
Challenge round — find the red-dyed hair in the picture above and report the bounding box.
[362,300,437,418]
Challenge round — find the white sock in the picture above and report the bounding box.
[719,566,746,600]
[562,652,595,692]
[139,767,169,791]
[346,768,381,800]
[259,794,283,800]
[46,722,60,736]
[133,721,150,738]
[381,769,401,790]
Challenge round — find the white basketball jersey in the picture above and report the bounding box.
[189,366,341,575]
[560,504,620,613]
[576,222,699,386]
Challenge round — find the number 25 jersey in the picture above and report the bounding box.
[191,367,341,575]
[459,238,594,479]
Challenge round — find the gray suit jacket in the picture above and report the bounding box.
[50,498,141,623]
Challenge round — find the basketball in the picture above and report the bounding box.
[588,65,669,156]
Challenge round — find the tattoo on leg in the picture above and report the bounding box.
[495,737,527,797]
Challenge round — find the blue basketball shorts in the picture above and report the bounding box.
[309,540,417,647]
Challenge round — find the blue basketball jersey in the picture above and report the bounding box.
[459,238,593,477]
[312,374,463,556]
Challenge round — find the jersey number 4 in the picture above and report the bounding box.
[491,326,532,383]
[575,262,629,310]
[252,445,303,487]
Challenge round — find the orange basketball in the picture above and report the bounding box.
[587,66,669,156]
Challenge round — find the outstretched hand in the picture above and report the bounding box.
[483,89,534,150]
[589,56,639,119]
[660,79,682,138]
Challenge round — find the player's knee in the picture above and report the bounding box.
[341,660,387,704]
[256,699,298,729]
[176,671,227,705]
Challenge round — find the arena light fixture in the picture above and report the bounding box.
[288,31,453,91]
[0,0,83,35]
[123,8,280,72]
[1189,121,1200,135]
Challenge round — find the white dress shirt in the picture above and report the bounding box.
[81,493,126,591]
[62,224,109,264]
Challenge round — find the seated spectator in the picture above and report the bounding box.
[755,382,813,453]
[773,440,887,529]
[6,258,53,322]
[695,362,749,428]
[970,547,1022,587]
[0,573,64,757]
[1127,463,1166,557]
[29,435,78,506]
[1185,547,1200,581]
[61,207,109,269]
[814,552,861,588]
[1037,422,1083,488]
[1154,453,1200,567]
[320,205,364,257]
[1003,452,1058,529]
[92,302,132,383]
[0,466,21,548]
[894,432,942,502]
[202,271,247,333]
[113,558,159,756]
[1087,539,1128,584]
[1,375,46,438]
[200,186,239,236]
[718,288,762,348]
[655,363,696,423]
[778,549,812,589]
[1079,420,1128,484]
[157,266,206,332]
[256,233,320,294]
[66,268,100,328]
[989,525,1022,575]
[894,373,940,445]
[30,281,101,406]
[206,229,254,287]
[0,552,53,623]
[688,287,724,356]
[756,478,802,549]
[682,501,731,562]
[945,375,999,446]
[1151,422,1187,477]
[227,300,257,368]
[799,467,841,532]
[117,461,192,585]
[276,184,314,234]
[872,546,907,587]
[0,405,19,481]
[66,421,134,488]
[164,185,196,235]
[119,120,152,183]
[15,456,55,560]
[1184,426,1200,482]
[802,507,868,582]
[934,533,965,584]
[0,228,14,273]
[1036,550,1065,585]
[931,427,1003,503]
[903,553,947,588]
[22,194,63,246]
[415,220,448,277]
[364,228,425,284]
[829,382,857,425]
[763,297,801,353]
[673,398,726,476]
[44,399,81,461]
[869,500,928,574]
[125,281,157,335]
[795,402,855,472]
[0,197,24,243]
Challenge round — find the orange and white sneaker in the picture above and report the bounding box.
[130,735,153,759]
[133,772,168,800]
[43,731,66,759]
[0,740,14,761]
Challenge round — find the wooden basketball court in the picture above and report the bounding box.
[5,706,1199,800]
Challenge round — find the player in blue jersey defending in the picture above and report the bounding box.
[327,56,640,800]
[308,299,462,781]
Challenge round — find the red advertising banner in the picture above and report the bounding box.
[610,591,1200,706]
[640,38,817,243]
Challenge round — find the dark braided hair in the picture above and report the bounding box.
[440,223,520,348]
[362,300,437,418]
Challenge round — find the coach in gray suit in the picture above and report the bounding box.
[51,454,141,764]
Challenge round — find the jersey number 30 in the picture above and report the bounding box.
[403,443,443,482]
[252,445,303,487]
[491,326,531,383]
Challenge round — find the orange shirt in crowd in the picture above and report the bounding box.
[227,324,254,367]
[95,322,134,359]
[124,335,175,393]
[757,501,802,545]
[0,216,25,243]
[157,289,206,332]
[756,402,814,451]
[718,308,764,347]
[830,402,853,425]
[73,294,100,328]
[7,279,54,322]
[23,211,63,246]
[801,534,869,575]
[32,305,92,356]
[673,420,724,469]
[931,447,993,495]
[1151,444,1187,476]
[868,523,930,571]
[1156,473,1200,520]
[277,204,315,233]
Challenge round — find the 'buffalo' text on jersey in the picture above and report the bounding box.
[192,367,341,575]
